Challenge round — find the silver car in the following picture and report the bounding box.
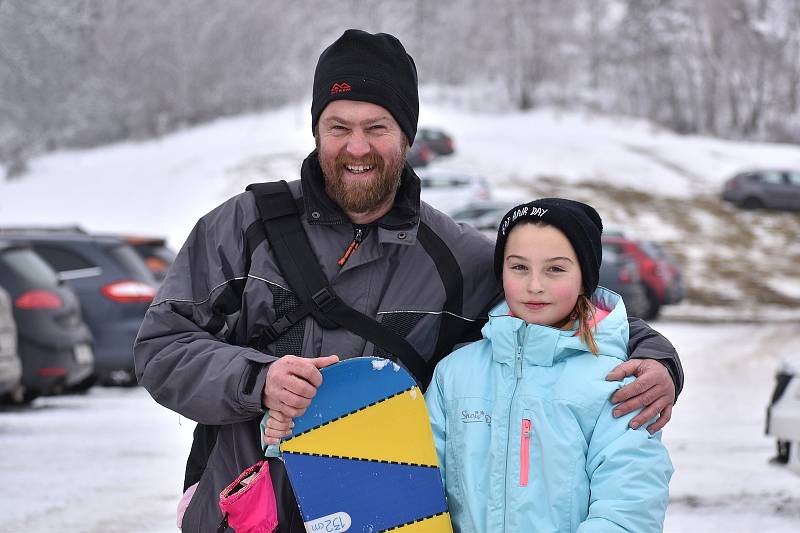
[0,285,23,402]
[418,170,492,214]
[722,170,800,210]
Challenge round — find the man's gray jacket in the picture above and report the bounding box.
[134,152,683,532]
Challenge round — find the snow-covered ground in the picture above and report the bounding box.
[1,100,800,531]
[2,321,799,532]
[2,100,800,250]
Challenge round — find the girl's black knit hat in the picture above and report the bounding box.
[494,198,604,295]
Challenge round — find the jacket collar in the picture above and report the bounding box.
[482,287,629,368]
[300,150,421,229]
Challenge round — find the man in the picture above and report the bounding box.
[135,29,683,532]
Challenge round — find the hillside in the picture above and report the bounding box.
[1,100,798,321]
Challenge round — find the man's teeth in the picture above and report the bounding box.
[346,165,374,173]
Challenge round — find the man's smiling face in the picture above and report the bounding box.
[316,100,407,216]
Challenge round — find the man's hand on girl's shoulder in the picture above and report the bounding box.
[606,359,675,433]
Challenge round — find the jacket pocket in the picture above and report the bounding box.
[520,416,532,487]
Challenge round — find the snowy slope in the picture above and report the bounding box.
[3,99,800,249]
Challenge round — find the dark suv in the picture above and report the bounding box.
[0,229,157,385]
[0,240,94,400]
[722,170,800,210]
[116,235,176,282]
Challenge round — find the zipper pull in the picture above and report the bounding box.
[337,225,366,266]
[515,345,523,379]
[520,418,532,486]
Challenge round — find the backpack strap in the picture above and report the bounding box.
[245,181,430,385]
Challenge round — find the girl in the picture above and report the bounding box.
[425,198,672,532]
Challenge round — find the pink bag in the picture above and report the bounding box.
[218,460,278,533]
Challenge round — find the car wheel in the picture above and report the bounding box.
[770,440,791,465]
[102,369,138,387]
[21,388,41,404]
[623,283,650,319]
[642,286,661,320]
[68,374,98,393]
[1,384,26,405]
[741,197,764,210]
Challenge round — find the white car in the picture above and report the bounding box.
[418,169,491,215]
[766,354,800,473]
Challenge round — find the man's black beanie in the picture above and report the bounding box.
[493,198,604,296]
[311,29,419,145]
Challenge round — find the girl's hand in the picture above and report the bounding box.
[264,409,294,446]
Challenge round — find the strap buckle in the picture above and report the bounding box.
[260,316,294,346]
[312,287,338,312]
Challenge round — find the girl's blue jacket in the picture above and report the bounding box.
[425,288,673,532]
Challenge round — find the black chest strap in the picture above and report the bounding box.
[246,180,431,385]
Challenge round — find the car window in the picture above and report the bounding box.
[758,171,786,185]
[0,248,59,287]
[602,247,621,262]
[33,245,96,271]
[638,241,662,258]
[452,208,483,219]
[786,172,800,186]
[147,245,176,264]
[420,174,470,188]
[106,243,156,283]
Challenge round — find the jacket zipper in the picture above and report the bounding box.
[337,225,366,266]
[520,418,531,486]
[503,334,525,532]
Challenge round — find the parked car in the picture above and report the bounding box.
[0,229,157,385]
[601,235,682,320]
[0,240,94,401]
[113,235,176,282]
[416,127,455,156]
[598,245,650,319]
[450,200,517,232]
[638,240,685,305]
[0,285,24,402]
[722,169,800,210]
[418,170,492,215]
[765,354,800,473]
[407,142,433,168]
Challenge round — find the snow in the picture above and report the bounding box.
[371,358,390,370]
[2,99,800,531]
[2,321,799,532]
[766,277,800,300]
[3,100,800,251]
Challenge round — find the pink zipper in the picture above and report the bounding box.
[520,418,531,486]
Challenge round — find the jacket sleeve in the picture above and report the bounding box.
[134,195,277,425]
[424,367,448,484]
[627,317,684,399]
[576,395,673,532]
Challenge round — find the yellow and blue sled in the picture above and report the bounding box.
[280,356,453,533]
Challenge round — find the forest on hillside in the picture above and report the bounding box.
[2,0,799,172]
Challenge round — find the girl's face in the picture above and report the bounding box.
[502,223,583,327]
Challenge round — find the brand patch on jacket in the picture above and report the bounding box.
[330,82,352,94]
[461,409,491,426]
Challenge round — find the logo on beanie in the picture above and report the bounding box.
[500,206,548,235]
[330,82,352,94]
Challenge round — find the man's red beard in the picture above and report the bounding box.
[319,144,406,214]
